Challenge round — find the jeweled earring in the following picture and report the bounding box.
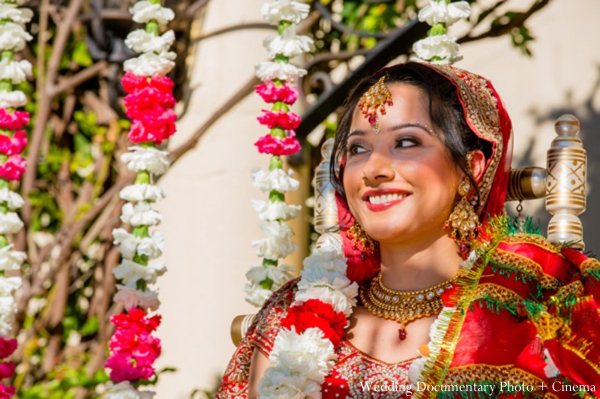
[347,220,376,254]
[447,176,480,240]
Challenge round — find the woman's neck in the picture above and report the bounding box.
[378,233,462,291]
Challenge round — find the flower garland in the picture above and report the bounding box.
[412,0,471,64]
[0,1,32,397]
[244,0,314,307]
[105,1,176,398]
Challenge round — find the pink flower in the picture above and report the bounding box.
[254,131,301,156]
[0,383,15,399]
[0,362,14,379]
[110,308,161,334]
[0,109,29,130]
[0,338,17,359]
[105,352,155,382]
[105,308,162,382]
[127,108,177,145]
[257,110,301,130]
[122,72,175,98]
[255,81,299,104]
[0,130,27,156]
[0,155,25,181]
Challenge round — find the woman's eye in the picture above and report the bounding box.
[395,137,419,148]
[348,144,367,155]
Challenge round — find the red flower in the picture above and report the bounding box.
[106,308,162,382]
[255,81,299,104]
[122,72,175,100]
[254,132,300,156]
[127,109,177,145]
[0,109,29,130]
[257,110,301,130]
[0,362,14,379]
[105,352,156,382]
[0,339,17,359]
[0,155,25,181]
[281,299,347,348]
[0,130,27,156]
[0,383,15,399]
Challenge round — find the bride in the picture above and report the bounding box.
[217,62,600,398]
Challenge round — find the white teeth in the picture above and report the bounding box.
[368,193,406,205]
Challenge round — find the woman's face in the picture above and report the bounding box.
[343,83,463,246]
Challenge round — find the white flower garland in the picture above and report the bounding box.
[412,0,471,64]
[244,0,314,308]
[107,1,177,397]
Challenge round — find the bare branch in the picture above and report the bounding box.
[458,0,551,44]
[195,22,276,42]
[48,61,109,97]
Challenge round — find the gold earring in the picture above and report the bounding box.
[447,176,480,239]
[347,220,377,254]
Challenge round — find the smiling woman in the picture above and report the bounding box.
[217,62,600,399]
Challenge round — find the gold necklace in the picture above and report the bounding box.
[359,272,455,340]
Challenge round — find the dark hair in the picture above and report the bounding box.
[330,62,492,204]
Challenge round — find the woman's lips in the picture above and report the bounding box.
[362,190,410,212]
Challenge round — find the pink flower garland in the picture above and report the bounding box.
[122,72,177,145]
[0,338,16,398]
[255,81,299,104]
[255,131,301,156]
[105,308,162,382]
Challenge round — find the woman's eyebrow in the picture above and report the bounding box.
[388,122,436,135]
[348,129,367,139]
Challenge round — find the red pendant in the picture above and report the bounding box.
[398,329,407,340]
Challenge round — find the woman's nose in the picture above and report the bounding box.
[362,150,394,183]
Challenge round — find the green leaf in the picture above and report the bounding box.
[72,41,93,67]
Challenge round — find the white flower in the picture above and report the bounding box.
[0,212,23,235]
[0,189,23,210]
[408,355,427,384]
[264,25,313,58]
[0,245,26,272]
[121,146,171,175]
[270,328,336,381]
[105,381,156,399]
[131,1,175,25]
[258,367,321,399]
[125,29,175,54]
[251,200,301,221]
[0,22,31,51]
[418,0,471,27]
[113,285,160,312]
[251,168,299,193]
[246,263,295,287]
[120,202,163,227]
[112,228,164,259]
[252,221,298,260]
[412,34,462,64]
[543,348,560,378]
[0,89,26,108]
[119,184,166,202]
[0,58,31,84]
[255,61,307,83]
[295,279,357,317]
[0,4,33,26]
[261,0,310,25]
[112,259,167,288]
[123,51,176,77]
[0,296,16,336]
[0,276,21,296]
[244,282,274,307]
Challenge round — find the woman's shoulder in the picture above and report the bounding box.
[247,277,299,356]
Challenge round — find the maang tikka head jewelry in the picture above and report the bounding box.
[358,76,393,134]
